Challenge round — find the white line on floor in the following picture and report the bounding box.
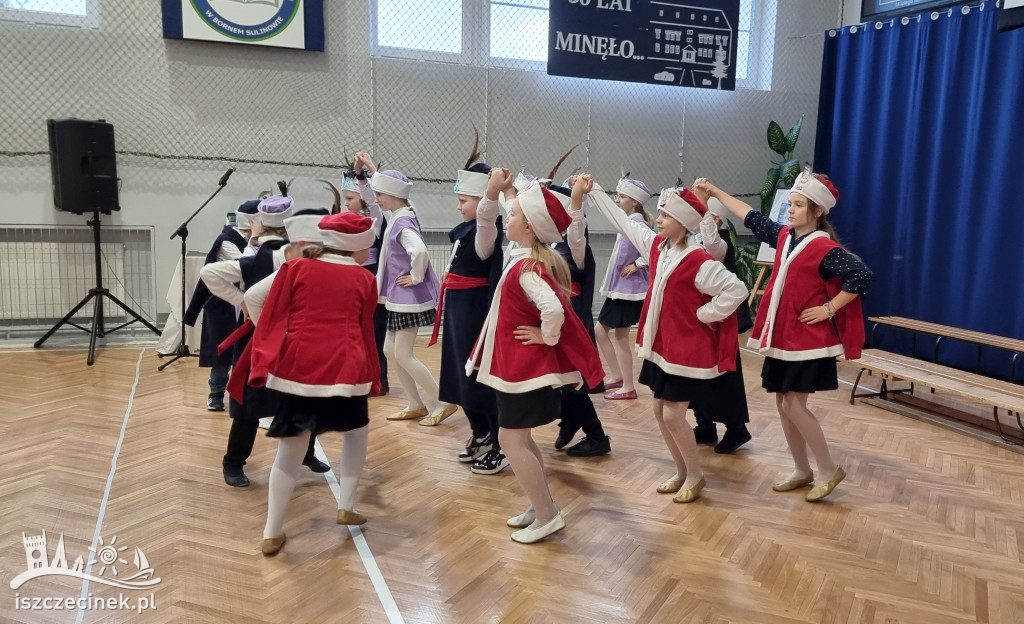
[74,348,145,624]
[314,439,406,624]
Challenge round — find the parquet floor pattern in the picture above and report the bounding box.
[1,342,1023,624]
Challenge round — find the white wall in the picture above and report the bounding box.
[843,0,865,25]
[0,0,843,315]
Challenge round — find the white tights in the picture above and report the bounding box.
[384,327,441,412]
[775,392,836,479]
[596,324,636,393]
[653,399,704,489]
[263,426,369,539]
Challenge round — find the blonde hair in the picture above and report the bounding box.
[525,239,572,299]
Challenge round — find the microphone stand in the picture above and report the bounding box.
[158,168,234,371]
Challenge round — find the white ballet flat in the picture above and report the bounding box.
[511,514,565,544]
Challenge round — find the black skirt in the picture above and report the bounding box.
[638,360,713,406]
[387,309,436,331]
[229,384,282,421]
[760,357,838,394]
[496,386,561,429]
[597,298,644,328]
[693,352,750,426]
[267,393,370,438]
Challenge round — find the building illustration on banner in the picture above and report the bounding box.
[649,3,734,89]
[548,0,739,91]
[11,530,161,591]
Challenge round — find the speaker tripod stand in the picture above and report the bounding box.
[35,212,160,365]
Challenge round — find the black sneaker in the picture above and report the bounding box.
[223,466,249,487]
[303,456,331,473]
[458,435,492,463]
[714,427,752,454]
[470,449,509,475]
[566,436,611,457]
[554,426,579,450]
[207,392,225,411]
[692,424,718,445]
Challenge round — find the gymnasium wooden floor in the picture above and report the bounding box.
[2,340,1024,624]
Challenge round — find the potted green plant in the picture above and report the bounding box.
[725,114,805,296]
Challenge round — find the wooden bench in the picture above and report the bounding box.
[869,316,1024,381]
[848,349,1024,444]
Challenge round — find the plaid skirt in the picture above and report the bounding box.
[387,308,437,332]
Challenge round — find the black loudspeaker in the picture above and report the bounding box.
[47,118,120,215]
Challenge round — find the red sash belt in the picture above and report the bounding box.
[428,274,489,347]
[217,320,254,402]
[570,282,582,298]
[217,319,254,356]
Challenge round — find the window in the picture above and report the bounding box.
[735,0,776,90]
[374,0,462,56]
[371,0,775,90]
[0,0,99,28]
[490,0,549,63]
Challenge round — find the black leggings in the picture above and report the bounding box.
[557,391,608,441]
[223,419,318,469]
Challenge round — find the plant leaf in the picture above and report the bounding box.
[725,220,738,248]
[780,157,801,188]
[761,167,781,203]
[767,121,788,156]
[785,115,804,154]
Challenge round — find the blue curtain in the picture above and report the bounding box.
[814,6,1024,379]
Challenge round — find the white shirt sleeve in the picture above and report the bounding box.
[588,183,657,264]
[216,241,243,262]
[358,180,385,239]
[566,204,587,269]
[694,260,749,324]
[699,213,728,262]
[200,260,245,308]
[474,197,500,260]
[519,271,564,346]
[243,270,278,325]
[398,229,430,284]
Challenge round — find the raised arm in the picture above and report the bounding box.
[695,177,784,247]
[565,190,587,269]
[476,167,512,259]
[698,213,728,262]
[693,178,753,222]
[355,152,384,238]
[581,175,656,263]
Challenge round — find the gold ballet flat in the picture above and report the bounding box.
[806,467,847,502]
[656,479,684,494]
[672,477,706,504]
[419,404,459,426]
[261,533,287,556]
[337,509,367,526]
[772,472,815,492]
[386,407,429,421]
